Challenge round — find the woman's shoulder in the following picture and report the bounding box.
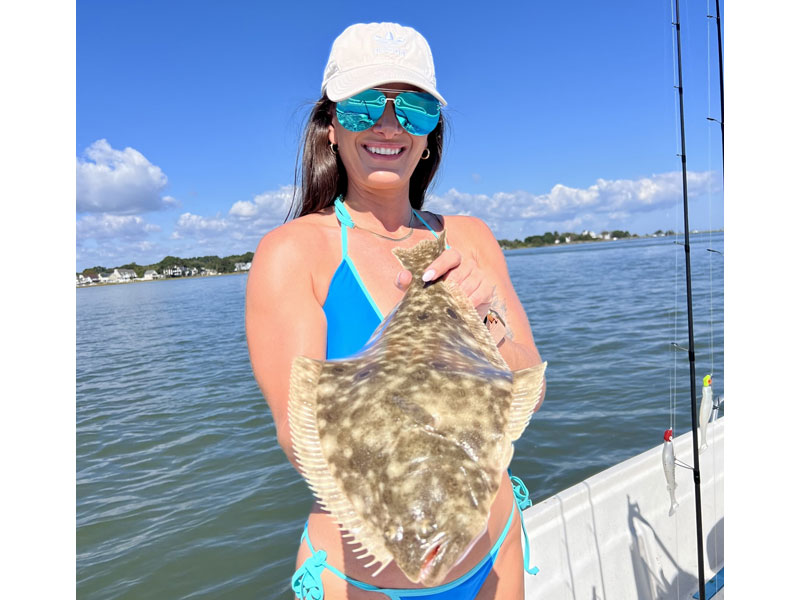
[255,210,336,251]
[443,213,493,234]
[419,211,497,246]
[251,210,337,274]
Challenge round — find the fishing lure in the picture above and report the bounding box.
[662,428,679,517]
[699,374,713,452]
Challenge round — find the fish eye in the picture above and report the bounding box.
[417,311,430,321]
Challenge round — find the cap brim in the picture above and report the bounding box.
[323,64,447,106]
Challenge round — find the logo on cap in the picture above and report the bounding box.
[374,30,407,58]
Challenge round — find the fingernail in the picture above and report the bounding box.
[422,269,435,282]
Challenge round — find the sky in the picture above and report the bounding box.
[75,0,725,271]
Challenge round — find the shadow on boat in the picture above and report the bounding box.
[627,497,724,599]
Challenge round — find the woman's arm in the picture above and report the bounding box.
[245,223,328,470]
[468,218,542,364]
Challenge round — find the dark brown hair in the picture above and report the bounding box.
[289,97,445,219]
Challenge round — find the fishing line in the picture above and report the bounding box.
[706,0,715,378]
[667,2,681,596]
[670,2,682,164]
[669,0,681,438]
[705,0,722,581]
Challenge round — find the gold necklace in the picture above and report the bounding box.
[353,210,417,242]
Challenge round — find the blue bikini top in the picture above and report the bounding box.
[322,197,442,359]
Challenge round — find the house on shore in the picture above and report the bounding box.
[76,273,96,286]
[164,265,202,277]
[143,270,161,280]
[234,262,252,272]
[163,265,186,277]
[110,268,137,282]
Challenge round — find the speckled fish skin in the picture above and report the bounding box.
[288,231,546,586]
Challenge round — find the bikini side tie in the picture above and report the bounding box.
[509,469,540,575]
[291,548,328,600]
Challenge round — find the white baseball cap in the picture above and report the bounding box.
[321,22,447,106]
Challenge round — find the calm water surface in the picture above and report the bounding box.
[76,232,724,599]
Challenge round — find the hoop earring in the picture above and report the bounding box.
[420,148,431,160]
[329,142,338,155]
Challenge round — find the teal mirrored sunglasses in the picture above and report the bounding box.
[335,88,441,136]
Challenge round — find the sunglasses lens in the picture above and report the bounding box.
[336,90,441,136]
[336,89,387,132]
[394,92,440,136]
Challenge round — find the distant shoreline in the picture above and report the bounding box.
[498,228,723,251]
[76,271,247,288]
[77,229,723,286]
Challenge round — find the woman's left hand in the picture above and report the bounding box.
[395,247,495,319]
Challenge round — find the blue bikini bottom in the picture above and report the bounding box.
[291,475,538,600]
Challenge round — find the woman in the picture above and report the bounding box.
[245,22,545,600]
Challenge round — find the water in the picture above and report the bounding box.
[76,232,724,599]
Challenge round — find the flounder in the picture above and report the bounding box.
[288,232,546,585]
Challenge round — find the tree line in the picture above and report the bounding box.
[78,251,255,278]
[496,230,641,250]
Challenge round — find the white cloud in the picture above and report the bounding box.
[425,170,719,238]
[171,185,295,243]
[76,185,297,270]
[76,170,721,271]
[76,214,161,240]
[76,139,173,214]
[76,214,163,269]
[227,186,294,222]
[176,212,230,232]
[228,200,258,218]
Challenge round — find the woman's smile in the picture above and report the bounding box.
[362,143,407,160]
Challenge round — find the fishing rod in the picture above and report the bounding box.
[672,1,706,598]
[707,0,724,166]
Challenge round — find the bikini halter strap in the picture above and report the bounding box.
[333,197,355,228]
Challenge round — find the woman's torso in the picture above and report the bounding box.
[291,206,520,589]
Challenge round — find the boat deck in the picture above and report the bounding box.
[521,419,724,600]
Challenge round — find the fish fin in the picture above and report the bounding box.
[440,279,509,371]
[392,231,447,278]
[287,356,394,570]
[506,362,547,441]
[500,442,514,475]
[372,560,390,577]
